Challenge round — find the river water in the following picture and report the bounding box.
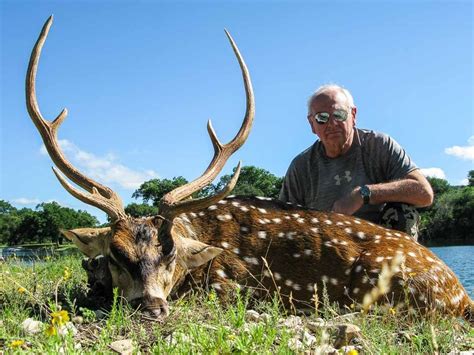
[1,245,473,297]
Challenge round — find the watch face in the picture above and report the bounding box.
[361,186,370,197]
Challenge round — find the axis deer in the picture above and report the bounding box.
[27,17,473,322]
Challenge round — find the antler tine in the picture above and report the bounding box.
[26,16,126,221]
[160,30,254,216]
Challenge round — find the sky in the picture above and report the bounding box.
[1,0,473,223]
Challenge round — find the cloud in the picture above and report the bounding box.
[460,178,469,186]
[40,140,158,190]
[444,136,474,161]
[12,198,40,205]
[420,168,446,179]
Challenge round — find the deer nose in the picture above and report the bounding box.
[144,297,169,318]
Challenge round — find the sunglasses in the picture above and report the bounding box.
[309,109,349,124]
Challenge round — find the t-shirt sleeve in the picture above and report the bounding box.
[279,159,304,205]
[377,134,418,181]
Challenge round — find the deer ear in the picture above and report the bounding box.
[178,238,223,270]
[61,227,112,258]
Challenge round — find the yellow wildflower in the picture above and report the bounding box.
[228,334,236,341]
[18,287,26,294]
[389,307,396,315]
[9,339,25,348]
[408,272,417,277]
[63,267,71,280]
[347,349,359,355]
[51,310,69,326]
[45,325,57,336]
[350,303,355,309]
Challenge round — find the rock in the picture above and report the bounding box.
[302,330,317,346]
[245,310,260,322]
[58,322,78,336]
[72,316,84,324]
[22,318,43,335]
[287,337,304,351]
[259,312,271,322]
[279,315,303,330]
[109,339,134,355]
[334,324,361,348]
[306,318,326,333]
[313,344,338,353]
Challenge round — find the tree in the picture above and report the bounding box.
[426,177,450,196]
[125,203,159,218]
[132,177,189,207]
[468,170,474,186]
[208,166,283,198]
[0,201,21,244]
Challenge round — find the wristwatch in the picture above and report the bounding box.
[359,185,371,205]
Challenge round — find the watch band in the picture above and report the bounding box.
[360,185,371,205]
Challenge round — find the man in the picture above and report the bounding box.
[279,84,433,239]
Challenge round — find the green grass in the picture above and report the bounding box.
[0,255,472,353]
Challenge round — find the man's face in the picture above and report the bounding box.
[308,90,357,157]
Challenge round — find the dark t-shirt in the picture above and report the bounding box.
[279,128,418,222]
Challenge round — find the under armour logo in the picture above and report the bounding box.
[334,171,352,185]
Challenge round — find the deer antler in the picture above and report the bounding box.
[26,16,126,221]
[160,30,255,219]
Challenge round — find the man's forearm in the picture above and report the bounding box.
[367,171,434,207]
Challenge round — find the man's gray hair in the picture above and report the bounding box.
[307,84,355,114]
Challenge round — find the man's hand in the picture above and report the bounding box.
[331,187,363,215]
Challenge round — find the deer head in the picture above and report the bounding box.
[27,16,254,318]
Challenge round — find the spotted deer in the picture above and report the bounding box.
[28,17,473,321]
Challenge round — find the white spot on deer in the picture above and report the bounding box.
[386,231,392,236]
[232,248,240,254]
[227,195,235,199]
[256,196,272,201]
[263,270,271,278]
[374,235,381,240]
[272,218,282,224]
[330,278,338,285]
[353,288,360,294]
[189,212,197,218]
[274,272,282,280]
[198,211,205,217]
[348,256,355,262]
[257,208,267,214]
[258,231,267,239]
[284,216,291,220]
[304,249,311,256]
[247,257,260,265]
[310,227,319,234]
[374,240,380,244]
[240,226,249,233]
[218,200,227,205]
[293,253,301,258]
[336,222,344,226]
[394,232,402,237]
[278,232,285,238]
[354,220,361,225]
[321,275,329,283]
[285,279,293,286]
[345,269,351,275]
[292,283,301,291]
[365,252,371,256]
[340,240,348,246]
[292,213,300,218]
[307,284,314,292]
[216,269,227,279]
[370,269,379,274]
[257,218,267,224]
[362,276,369,284]
[240,206,249,212]
[331,238,339,244]
[208,205,218,210]
[368,222,375,226]
[217,214,232,222]
[231,201,240,207]
[250,205,256,209]
[408,252,417,258]
[404,236,411,241]
[356,232,366,240]
[344,228,352,234]
[211,283,222,290]
[375,256,385,263]
[344,221,351,225]
[311,218,319,224]
[355,265,363,273]
[324,241,332,247]
[179,214,191,223]
[418,294,426,302]
[324,220,333,225]
[426,256,435,263]
[221,242,230,249]
[296,218,304,224]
